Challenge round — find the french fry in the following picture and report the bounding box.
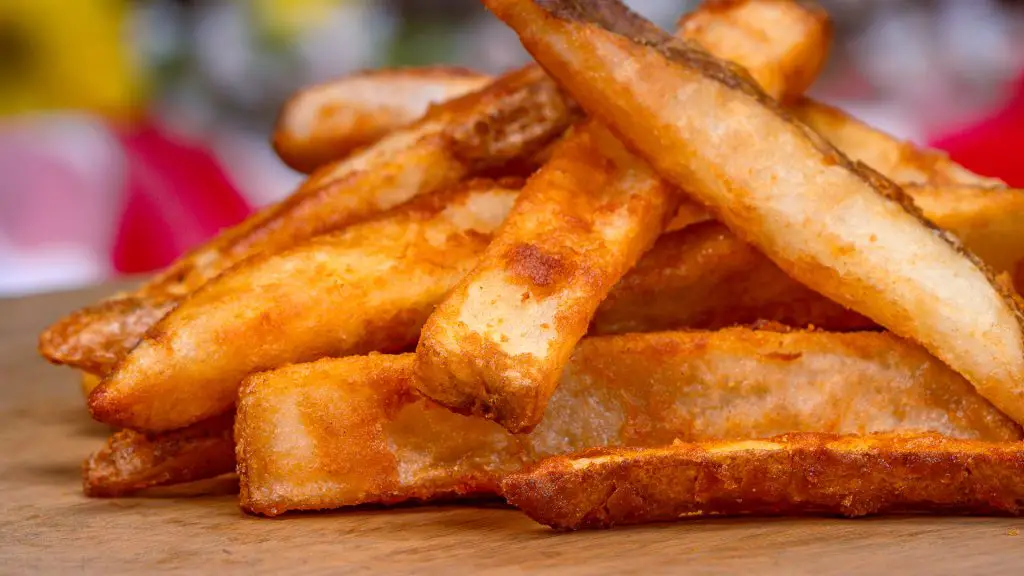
[273,67,492,172]
[591,221,873,334]
[89,180,521,432]
[502,433,1024,530]
[415,121,678,431]
[792,97,1006,187]
[416,0,833,432]
[83,413,235,498]
[908,185,1024,293]
[596,186,1024,333]
[80,190,1024,434]
[39,64,577,376]
[676,0,831,102]
[483,0,1024,426]
[237,329,1020,516]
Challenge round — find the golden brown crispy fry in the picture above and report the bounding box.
[416,0,833,432]
[237,329,1019,516]
[89,180,520,432]
[908,185,1024,293]
[273,67,492,172]
[41,297,176,377]
[484,0,1024,425]
[591,222,873,334]
[677,0,831,102]
[83,413,235,498]
[792,97,1006,186]
[39,64,577,376]
[596,187,1024,333]
[415,121,678,431]
[502,433,1024,530]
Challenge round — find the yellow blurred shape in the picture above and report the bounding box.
[0,0,140,117]
[252,0,343,39]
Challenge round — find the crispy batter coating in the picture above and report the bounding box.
[273,67,492,172]
[89,180,521,432]
[416,0,832,433]
[502,433,1024,530]
[792,97,1006,186]
[39,64,577,376]
[83,413,235,497]
[237,329,1019,516]
[415,121,678,432]
[484,0,1024,426]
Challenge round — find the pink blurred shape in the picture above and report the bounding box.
[112,121,251,274]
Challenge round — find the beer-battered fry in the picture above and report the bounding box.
[237,330,1019,516]
[502,433,1024,530]
[274,67,491,172]
[792,97,1006,186]
[39,64,577,376]
[484,0,1024,426]
[416,0,833,432]
[89,180,520,432]
[83,413,235,498]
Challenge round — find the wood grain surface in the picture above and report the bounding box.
[1,284,1022,574]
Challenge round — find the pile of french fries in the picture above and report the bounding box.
[39,0,1024,530]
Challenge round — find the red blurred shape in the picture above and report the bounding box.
[931,73,1024,187]
[112,121,252,274]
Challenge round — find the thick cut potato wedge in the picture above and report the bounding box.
[792,97,1006,187]
[676,0,830,102]
[908,185,1024,294]
[503,433,1024,530]
[483,0,1024,426]
[89,180,521,432]
[39,64,576,376]
[415,121,678,431]
[237,329,1019,516]
[416,0,833,432]
[597,186,1024,333]
[83,413,235,497]
[591,221,873,334]
[274,67,492,172]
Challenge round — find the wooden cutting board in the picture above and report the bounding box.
[2,284,1022,574]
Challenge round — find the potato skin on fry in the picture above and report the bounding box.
[237,330,1019,516]
[83,413,235,498]
[273,66,492,173]
[89,180,521,432]
[485,0,1024,426]
[40,64,577,377]
[502,433,1024,530]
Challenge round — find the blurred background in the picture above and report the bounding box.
[1,0,1022,296]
